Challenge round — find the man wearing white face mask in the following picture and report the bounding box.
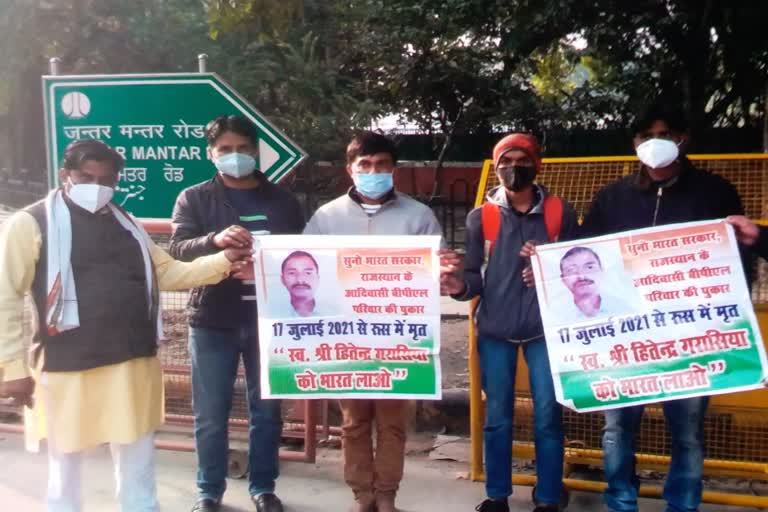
[170,116,305,512]
[0,139,252,512]
[304,132,443,512]
[582,105,748,512]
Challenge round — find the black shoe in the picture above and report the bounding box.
[191,498,221,512]
[252,493,284,512]
[533,505,560,512]
[475,499,509,512]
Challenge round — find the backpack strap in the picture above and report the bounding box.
[543,195,564,242]
[476,201,501,319]
[480,194,563,271]
[481,201,502,260]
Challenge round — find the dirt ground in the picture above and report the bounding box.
[439,317,471,390]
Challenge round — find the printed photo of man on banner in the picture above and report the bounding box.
[531,219,768,412]
[252,234,442,400]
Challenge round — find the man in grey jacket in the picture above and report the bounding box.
[304,131,442,512]
[442,133,578,512]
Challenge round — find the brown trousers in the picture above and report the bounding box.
[340,399,409,502]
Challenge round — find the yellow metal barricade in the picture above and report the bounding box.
[468,154,768,507]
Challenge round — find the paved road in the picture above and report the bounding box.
[0,205,13,223]
[0,433,761,512]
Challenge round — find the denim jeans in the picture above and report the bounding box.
[603,396,709,512]
[478,336,564,504]
[190,325,282,500]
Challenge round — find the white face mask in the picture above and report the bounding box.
[214,152,257,178]
[67,180,114,213]
[636,138,680,169]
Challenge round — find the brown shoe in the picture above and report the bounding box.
[349,501,375,512]
[375,493,398,512]
[349,492,376,512]
[349,501,376,512]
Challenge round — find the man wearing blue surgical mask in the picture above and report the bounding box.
[582,105,748,512]
[170,116,305,512]
[304,132,443,512]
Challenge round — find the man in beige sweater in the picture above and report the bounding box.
[304,132,443,512]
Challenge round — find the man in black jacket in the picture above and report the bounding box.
[582,105,746,512]
[170,116,305,512]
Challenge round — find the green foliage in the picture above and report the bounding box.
[532,47,578,102]
[1,0,767,174]
[203,1,382,159]
[571,0,768,130]
[205,0,305,40]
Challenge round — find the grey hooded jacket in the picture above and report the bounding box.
[453,185,578,342]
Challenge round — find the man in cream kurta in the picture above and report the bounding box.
[0,139,252,512]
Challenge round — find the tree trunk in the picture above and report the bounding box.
[430,106,464,200]
[22,67,47,178]
[763,83,768,153]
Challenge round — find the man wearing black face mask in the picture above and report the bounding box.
[443,133,578,512]
[581,104,748,512]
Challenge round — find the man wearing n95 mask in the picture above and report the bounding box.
[0,139,253,512]
[170,115,305,512]
[582,104,745,237]
[581,104,749,512]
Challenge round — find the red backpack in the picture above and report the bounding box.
[481,195,564,265]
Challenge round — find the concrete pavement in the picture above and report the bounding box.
[440,295,468,318]
[0,432,760,512]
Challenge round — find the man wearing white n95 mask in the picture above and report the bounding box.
[170,116,305,512]
[581,104,748,512]
[0,139,252,512]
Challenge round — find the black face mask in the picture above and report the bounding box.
[499,165,536,192]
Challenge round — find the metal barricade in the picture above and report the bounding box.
[468,154,768,508]
[143,219,328,462]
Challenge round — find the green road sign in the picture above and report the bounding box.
[43,73,307,219]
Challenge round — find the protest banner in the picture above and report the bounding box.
[531,219,768,412]
[252,235,442,399]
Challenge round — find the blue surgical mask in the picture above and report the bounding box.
[353,173,393,200]
[215,152,257,178]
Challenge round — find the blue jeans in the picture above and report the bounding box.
[190,325,282,500]
[603,396,709,512]
[478,336,564,504]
